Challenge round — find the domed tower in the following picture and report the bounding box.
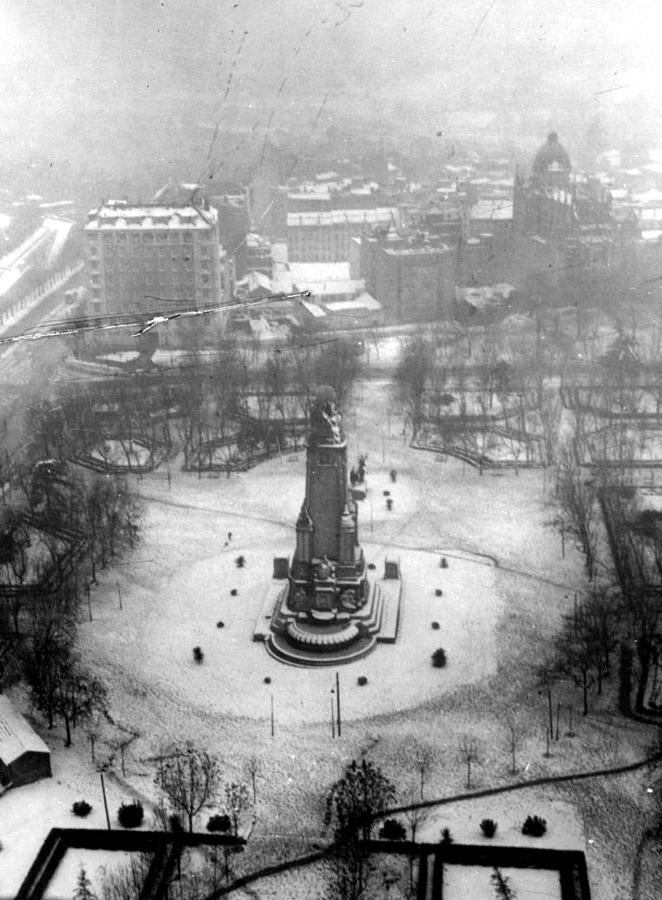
[532,132,571,187]
[513,132,575,239]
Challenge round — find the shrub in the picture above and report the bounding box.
[480,818,497,838]
[207,813,232,833]
[169,814,184,833]
[367,563,376,570]
[440,827,453,844]
[431,648,447,668]
[117,801,144,829]
[522,815,547,837]
[216,621,224,628]
[230,588,238,596]
[383,490,390,497]
[193,646,204,663]
[431,621,440,630]
[263,676,272,684]
[379,818,407,841]
[357,676,368,686]
[435,588,443,597]
[235,555,245,568]
[72,800,92,818]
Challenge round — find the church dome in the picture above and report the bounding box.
[532,132,571,178]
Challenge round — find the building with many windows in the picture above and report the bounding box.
[84,201,224,342]
[287,207,397,263]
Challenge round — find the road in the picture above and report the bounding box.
[0,279,76,460]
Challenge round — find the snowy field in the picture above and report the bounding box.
[442,864,562,899]
[0,379,600,897]
[90,438,152,469]
[0,740,155,898]
[44,849,134,899]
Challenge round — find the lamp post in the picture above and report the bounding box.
[330,689,335,739]
[335,671,341,737]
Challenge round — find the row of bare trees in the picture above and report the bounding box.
[550,438,662,717]
[22,336,363,476]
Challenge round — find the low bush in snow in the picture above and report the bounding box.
[480,818,497,838]
[118,801,144,829]
[72,800,92,817]
[379,818,406,840]
[207,813,232,832]
[522,815,547,837]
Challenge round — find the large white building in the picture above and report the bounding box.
[85,201,225,334]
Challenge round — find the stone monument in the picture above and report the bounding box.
[255,386,402,665]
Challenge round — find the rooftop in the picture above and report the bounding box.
[0,696,50,764]
[287,208,396,227]
[86,202,217,231]
[287,262,351,282]
[471,200,514,221]
[325,292,381,312]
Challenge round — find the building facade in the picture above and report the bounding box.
[84,201,224,336]
[359,231,455,323]
[287,208,397,263]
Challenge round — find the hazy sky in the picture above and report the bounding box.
[1,1,660,172]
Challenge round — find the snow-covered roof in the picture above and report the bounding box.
[296,279,364,296]
[235,271,273,294]
[455,283,515,308]
[287,262,351,283]
[325,292,381,312]
[471,200,514,221]
[0,222,59,298]
[0,696,50,765]
[43,217,74,267]
[287,208,396,227]
[301,300,326,318]
[86,203,217,231]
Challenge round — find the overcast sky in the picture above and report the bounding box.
[1,1,660,172]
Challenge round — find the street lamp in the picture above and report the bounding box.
[330,689,335,739]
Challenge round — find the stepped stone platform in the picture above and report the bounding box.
[254,568,401,666]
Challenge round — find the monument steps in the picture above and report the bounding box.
[265,632,378,667]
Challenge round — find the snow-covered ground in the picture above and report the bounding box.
[443,864,561,899]
[0,736,156,898]
[97,351,141,364]
[44,849,134,899]
[0,378,635,897]
[90,439,152,469]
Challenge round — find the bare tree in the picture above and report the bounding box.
[393,333,433,433]
[245,755,261,806]
[154,744,222,833]
[458,736,480,789]
[99,853,151,900]
[324,758,397,900]
[224,781,251,838]
[555,448,598,581]
[505,717,521,775]
[492,867,517,900]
